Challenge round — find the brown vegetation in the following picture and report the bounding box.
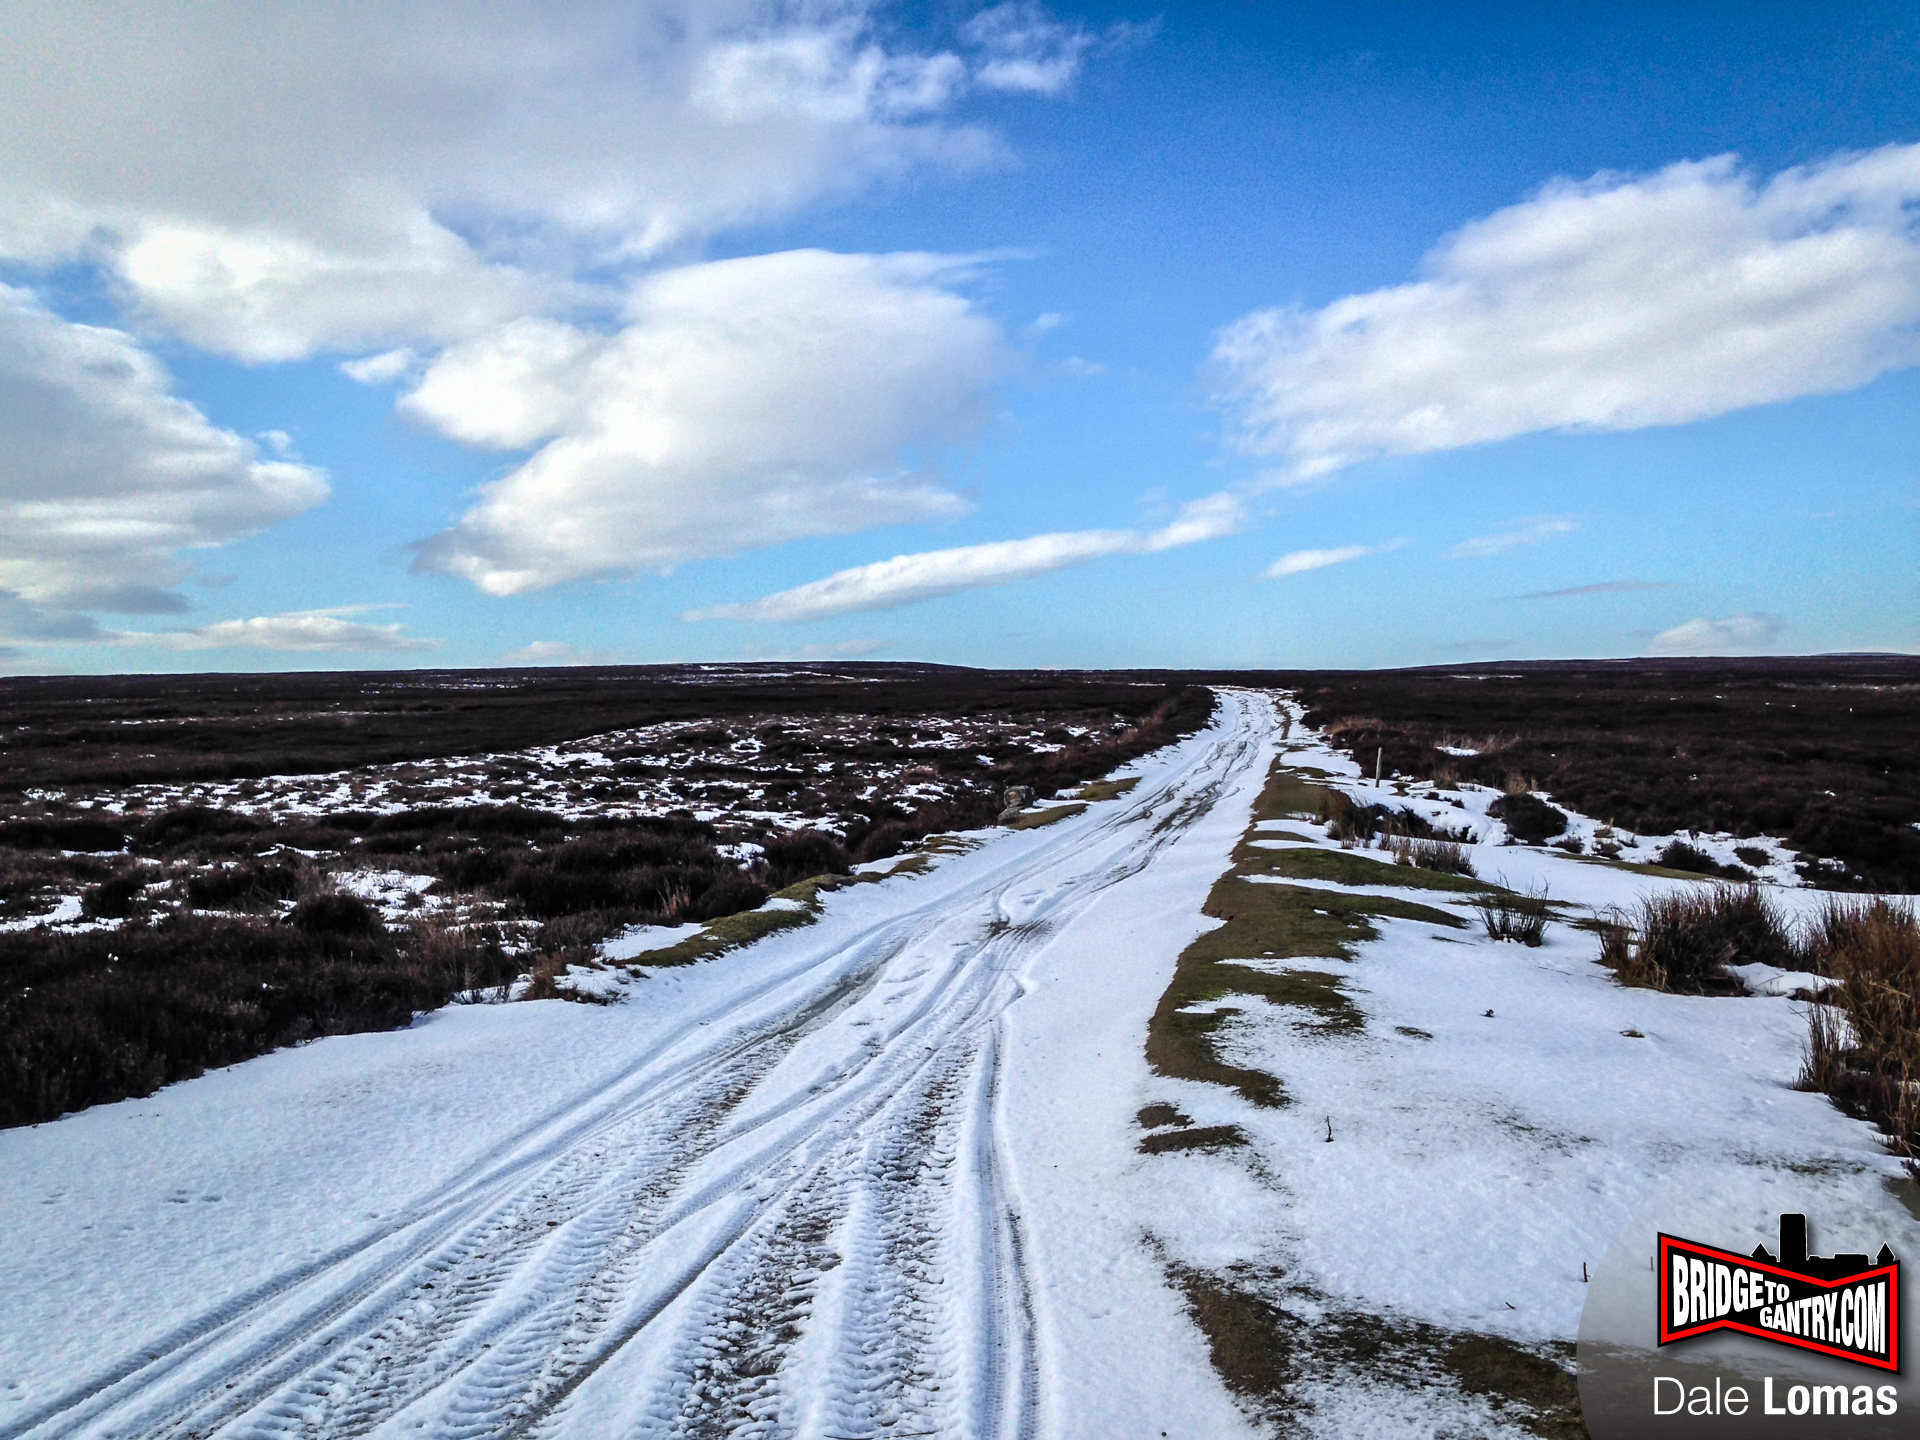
[0,665,1213,1128]
[1235,656,1920,891]
[1799,898,1920,1173]
[1603,885,1797,994]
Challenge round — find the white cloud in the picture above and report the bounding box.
[964,3,1094,94]
[1213,144,1920,478]
[1648,612,1786,656]
[686,491,1246,621]
[1262,538,1405,578]
[340,348,420,386]
[123,607,440,653]
[502,640,598,666]
[1513,579,1677,599]
[1445,516,1577,560]
[0,6,1127,625]
[0,3,1038,361]
[407,250,1010,594]
[0,284,327,632]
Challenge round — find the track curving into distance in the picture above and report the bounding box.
[10,690,1277,1440]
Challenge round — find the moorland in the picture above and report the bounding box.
[2,655,1914,1131]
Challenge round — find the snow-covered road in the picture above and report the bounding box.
[2,692,1281,1440]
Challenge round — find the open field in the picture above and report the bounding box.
[1257,656,1920,892]
[0,665,1211,1127]
[1,664,1917,1438]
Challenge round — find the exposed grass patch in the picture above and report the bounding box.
[1006,802,1087,830]
[1075,775,1141,802]
[1577,853,1721,883]
[1137,1102,1190,1129]
[1139,1123,1249,1154]
[1147,760,1466,1107]
[1169,1264,1581,1438]
[1250,765,1332,824]
[1237,842,1486,895]
[630,872,855,967]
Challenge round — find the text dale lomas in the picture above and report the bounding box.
[1655,1214,1899,1419]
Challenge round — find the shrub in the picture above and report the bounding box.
[1654,841,1751,881]
[1611,885,1794,994]
[760,830,854,889]
[1486,792,1567,845]
[139,806,260,848]
[0,817,127,852]
[289,891,383,938]
[1596,909,1634,971]
[1799,898,1920,1171]
[1318,790,1377,843]
[186,862,304,910]
[1474,883,1551,945]
[1391,836,1477,877]
[81,872,145,919]
[1317,792,1437,846]
[0,912,518,1128]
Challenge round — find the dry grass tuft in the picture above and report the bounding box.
[1799,898,1920,1172]
[1391,836,1477,877]
[1474,882,1552,946]
[1606,884,1795,994]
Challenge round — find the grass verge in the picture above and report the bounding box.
[1145,758,1467,1107]
[1170,1264,1581,1439]
[1007,803,1088,831]
[604,852,942,972]
[1236,842,1487,895]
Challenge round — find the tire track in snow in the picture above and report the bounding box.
[13,691,1275,1440]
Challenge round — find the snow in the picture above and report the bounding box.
[598,921,706,962]
[1727,962,1838,998]
[0,895,82,931]
[2,688,1913,1439]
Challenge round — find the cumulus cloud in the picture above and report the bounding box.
[124,607,440,653]
[1512,579,1678,600]
[1262,538,1405,578]
[0,284,327,633]
[1445,516,1577,560]
[1648,612,1786,656]
[0,3,1076,361]
[686,491,1246,621]
[1213,144,1920,478]
[0,5,1123,622]
[407,250,1010,594]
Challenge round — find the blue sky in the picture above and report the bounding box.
[1,2,1915,673]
